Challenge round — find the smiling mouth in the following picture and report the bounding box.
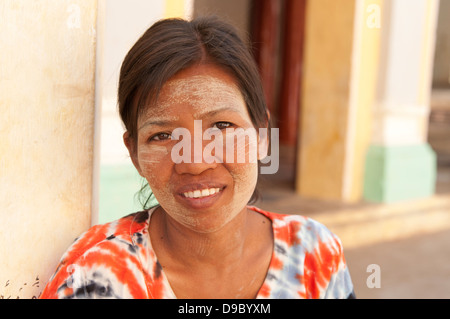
[182,187,221,199]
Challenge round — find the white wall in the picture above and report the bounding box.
[98,0,165,167]
[94,0,166,224]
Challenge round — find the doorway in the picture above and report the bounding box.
[250,0,306,188]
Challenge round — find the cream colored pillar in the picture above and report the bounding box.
[363,0,440,202]
[0,0,97,298]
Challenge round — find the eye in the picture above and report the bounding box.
[213,121,233,130]
[149,132,171,142]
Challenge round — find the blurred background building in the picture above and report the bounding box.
[95,0,449,222]
[0,0,448,298]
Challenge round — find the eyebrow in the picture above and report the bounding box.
[138,117,177,131]
[195,106,246,118]
[138,107,247,131]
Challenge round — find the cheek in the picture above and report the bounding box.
[228,162,258,204]
[215,129,259,164]
[231,163,258,188]
[137,145,170,183]
[221,131,259,203]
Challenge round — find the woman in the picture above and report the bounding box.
[40,16,355,299]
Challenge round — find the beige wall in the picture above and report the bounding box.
[296,0,438,202]
[193,0,251,41]
[433,0,450,87]
[297,0,356,200]
[0,0,97,298]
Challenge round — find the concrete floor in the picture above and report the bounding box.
[256,180,450,299]
[254,90,450,298]
[345,228,450,299]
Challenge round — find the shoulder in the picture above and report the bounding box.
[40,210,151,299]
[63,210,150,263]
[249,206,342,252]
[249,206,354,299]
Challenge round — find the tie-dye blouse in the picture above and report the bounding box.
[40,206,355,299]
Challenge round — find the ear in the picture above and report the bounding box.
[257,129,269,161]
[123,131,143,176]
[257,111,270,160]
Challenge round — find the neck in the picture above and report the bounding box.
[152,206,251,269]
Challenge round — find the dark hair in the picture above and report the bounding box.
[118,16,270,208]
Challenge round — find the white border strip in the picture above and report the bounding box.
[91,0,106,226]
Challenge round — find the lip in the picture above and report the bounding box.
[176,182,227,194]
[175,182,226,210]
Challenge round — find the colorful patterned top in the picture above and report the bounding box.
[40,206,355,299]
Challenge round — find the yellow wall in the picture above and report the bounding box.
[165,0,189,19]
[0,0,97,298]
[345,0,383,201]
[418,0,440,105]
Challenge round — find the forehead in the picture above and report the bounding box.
[163,75,241,104]
[140,66,249,121]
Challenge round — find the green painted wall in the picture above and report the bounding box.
[98,164,158,224]
[363,144,437,203]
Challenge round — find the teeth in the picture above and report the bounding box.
[183,188,220,198]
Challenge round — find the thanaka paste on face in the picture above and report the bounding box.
[137,75,252,128]
[135,71,259,233]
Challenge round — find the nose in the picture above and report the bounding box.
[173,141,219,175]
[174,160,218,175]
[171,122,220,175]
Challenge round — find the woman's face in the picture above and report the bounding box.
[127,64,265,233]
